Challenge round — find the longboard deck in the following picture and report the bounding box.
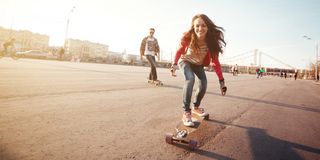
[165,113,209,149]
[147,80,163,86]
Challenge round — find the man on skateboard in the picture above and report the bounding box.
[140,28,162,85]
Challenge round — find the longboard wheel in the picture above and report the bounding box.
[204,114,209,120]
[189,140,198,149]
[165,133,173,144]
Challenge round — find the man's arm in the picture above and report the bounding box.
[154,38,160,55]
[140,37,147,57]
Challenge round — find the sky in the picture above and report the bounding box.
[0,0,319,69]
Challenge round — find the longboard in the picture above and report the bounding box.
[165,113,209,149]
[148,80,163,86]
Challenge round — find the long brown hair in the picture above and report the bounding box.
[183,14,226,59]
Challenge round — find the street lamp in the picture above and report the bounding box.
[64,6,75,56]
[303,35,319,81]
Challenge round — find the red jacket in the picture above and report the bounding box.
[173,38,224,80]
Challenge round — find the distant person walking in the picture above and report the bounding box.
[2,38,15,55]
[256,68,260,78]
[294,72,298,80]
[58,47,65,60]
[140,28,161,84]
[171,14,227,126]
[259,68,265,78]
[234,64,238,76]
[1,38,18,59]
[284,72,287,79]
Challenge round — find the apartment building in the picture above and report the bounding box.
[0,27,49,52]
[65,38,109,60]
[1,27,109,60]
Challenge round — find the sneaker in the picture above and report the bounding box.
[192,107,209,117]
[182,112,194,127]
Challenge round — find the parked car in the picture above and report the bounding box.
[16,50,48,59]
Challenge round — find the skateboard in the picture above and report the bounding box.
[165,113,209,149]
[148,80,163,86]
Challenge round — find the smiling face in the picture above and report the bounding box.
[193,17,208,40]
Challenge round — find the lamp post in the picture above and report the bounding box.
[303,35,319,81]
[64,6,75,56]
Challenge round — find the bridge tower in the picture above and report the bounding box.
[253,49,258,66]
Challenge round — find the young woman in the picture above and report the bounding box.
[171,14,227,126]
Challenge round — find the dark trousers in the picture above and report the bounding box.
[146,55,157,80]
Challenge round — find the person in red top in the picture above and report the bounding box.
[171,14,227,126]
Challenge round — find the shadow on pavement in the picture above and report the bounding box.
[209,119,320,160]
[163,84,320,114]
[167,142,235,160]
[193,149,236,160]
[206,91,320,114]
[0,149,17,160]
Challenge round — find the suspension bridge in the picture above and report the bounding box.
[220,49,296,69]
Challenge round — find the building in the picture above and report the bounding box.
[107,51,123,63]
[65,38,108,61]
[0,27,49,52]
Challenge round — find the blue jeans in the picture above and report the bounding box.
[179,61,207,112]
[146,55,157,80]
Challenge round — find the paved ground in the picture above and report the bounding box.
[0,58,319,160]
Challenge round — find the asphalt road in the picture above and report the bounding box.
[0,58,319,160]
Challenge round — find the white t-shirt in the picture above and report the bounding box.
[144,37,157,56]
